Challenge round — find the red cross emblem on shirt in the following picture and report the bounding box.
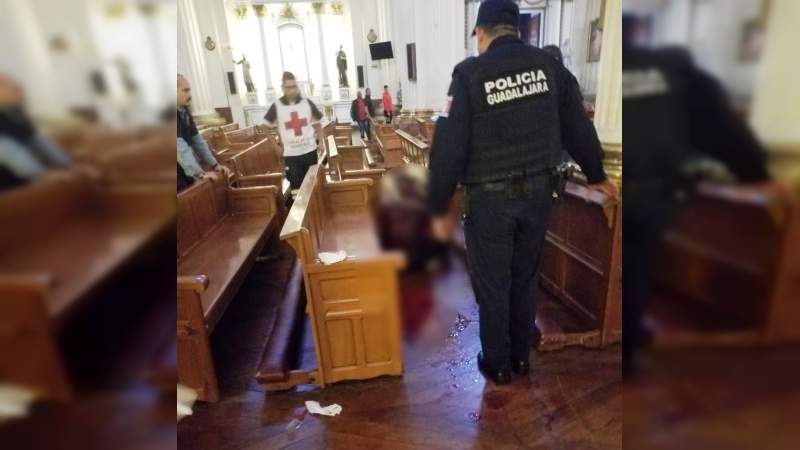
[284,111,308,137]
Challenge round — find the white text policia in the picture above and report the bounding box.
[484,69,549,105]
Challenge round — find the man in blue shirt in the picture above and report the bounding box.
[176,74,229,188]
[0,74,72,190]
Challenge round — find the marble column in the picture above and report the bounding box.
[313,2,332,102]
[0,1,66,118]
[543,0,562,47]
[592,0,622,184]
[139,3,174,106]
[253,4,277,104]
[750,0,800,188]
[178,0,216,117]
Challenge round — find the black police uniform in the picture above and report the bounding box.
[622,41,769,374]
[428,34,608,373]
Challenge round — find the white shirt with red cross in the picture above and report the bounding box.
[275,98,317,157]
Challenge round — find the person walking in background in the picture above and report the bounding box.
[351,91,369,141]
[382,85,394,124]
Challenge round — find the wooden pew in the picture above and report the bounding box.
[333,123,353,147]
[200,127,251,159]
[648,183,799,346]
[225,125,265,146]
[537,181,622,350]
[257,164,406,390]
[92,135,175,186]
[227,135,292,207]
[0,170,175,400]
[325,136,384,207]
[177,178,281,402]
[396,129,430,167]
[370,118,403,168]
[221,122,239,133]
[326,136,383,180]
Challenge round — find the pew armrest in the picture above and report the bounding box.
[235,173,284,189]
[0,273,54,296]
[337,144,367,152]
[344,168,385,178]
[177,275,209,294]
[326,177,374,188]
[565,182,618,207]
[363,148,377,167]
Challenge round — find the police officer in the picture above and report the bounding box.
[428,0,619,385]
[621,15,790,377]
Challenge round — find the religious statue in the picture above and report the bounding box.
[114,57,139,95]
[336,45,348,87]
[234,55,256,93]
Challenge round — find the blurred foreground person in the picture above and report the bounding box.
[0,74,71,190]
[621,15,792,376]
[176,74,228,191]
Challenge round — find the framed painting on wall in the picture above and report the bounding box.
[519,8,545,48]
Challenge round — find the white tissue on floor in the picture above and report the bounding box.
[0,384,37,422]
[305,400,342,416]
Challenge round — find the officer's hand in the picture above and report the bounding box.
[747,180,795,204]
[202,171,219,183]
[215,164,232,178]
[587,179,620,203]
[431,216,454,243]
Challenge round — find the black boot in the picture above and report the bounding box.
[477,352,511,385]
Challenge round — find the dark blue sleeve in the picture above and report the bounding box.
[428,72,471,216]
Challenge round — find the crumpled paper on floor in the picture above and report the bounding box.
[304,400,342,416]
[177,384,198,422]
[318,250,347,265]
[0,384,37,423]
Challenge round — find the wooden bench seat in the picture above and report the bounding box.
[369,118,403,168]
[259,163,405,390]
[255,258,307,387]
[0,170,175,400]
[177,178,280,402]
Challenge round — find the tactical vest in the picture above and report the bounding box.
[454,42,564,184]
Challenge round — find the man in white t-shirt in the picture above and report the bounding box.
[264,71,324,188]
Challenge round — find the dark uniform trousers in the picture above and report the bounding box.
[285,149,319,189]
[464,174,555,368]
